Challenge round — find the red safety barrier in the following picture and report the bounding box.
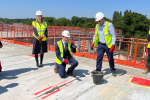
[0,23,148,69]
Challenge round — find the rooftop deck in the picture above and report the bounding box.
[0,42,150,100]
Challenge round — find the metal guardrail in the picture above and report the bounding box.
[0,23,148,69]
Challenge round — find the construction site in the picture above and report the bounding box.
[0,23,150,100]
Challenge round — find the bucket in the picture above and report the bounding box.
[91,71,104,85]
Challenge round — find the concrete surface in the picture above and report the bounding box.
[0,41,150,100]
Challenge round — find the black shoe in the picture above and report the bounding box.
[36,63,40,68]
[111,70,116,77]
[39,64,43,67]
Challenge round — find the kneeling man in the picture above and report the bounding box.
[55,30,78,78]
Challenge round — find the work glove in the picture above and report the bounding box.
[63,59,69,64]
[91,43,94,50]
[109,46,114,52]
[39,36,43,44]
[70,40,74,46]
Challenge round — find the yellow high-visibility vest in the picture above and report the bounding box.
[56,40,74,65]
[32,21,47,41]
[148,30,150,48]
[94,21,112,48]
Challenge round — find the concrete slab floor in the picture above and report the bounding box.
[0,41,150,100]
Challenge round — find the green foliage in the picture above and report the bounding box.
[112,11,122,23]
[0,18,35,25]
[0,10,149,39]
[0,16,111,28]
[43,17,55,25]
[84,22,93,28]
[71,16,96,28]
[104,17,111,22]
[113,10,150,39]
[52,17,71,26]
[120,11,122,17]
[77,22,83,27]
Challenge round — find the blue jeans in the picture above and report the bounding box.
[146,48,150,68]
[56,57,78,78]
[96,43,115,71]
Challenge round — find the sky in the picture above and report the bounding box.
[0,0,150,20]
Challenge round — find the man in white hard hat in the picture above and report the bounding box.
[91,12,116,77]
[55,30,78,78]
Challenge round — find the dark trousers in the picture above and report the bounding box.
[35,53,44,64]
[0,61,2,72]
[96,43,115,71]
[146,48,150,68]
[56,57,78,78]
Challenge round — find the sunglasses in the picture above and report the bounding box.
[97,18,104,23]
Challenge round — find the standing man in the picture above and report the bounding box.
[55,30,78,78]
[91,12,116,77]
[142,30,150,74]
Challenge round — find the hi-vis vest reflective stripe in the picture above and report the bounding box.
[32,21,47,41]
[148,30,150,48]
[56,40,74,65]
[94,21,112,48]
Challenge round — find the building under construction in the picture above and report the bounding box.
[0,23,150,100]
[0,23,148,69]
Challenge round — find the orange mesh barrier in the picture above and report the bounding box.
[0,23,148,69]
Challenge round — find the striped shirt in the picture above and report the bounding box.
[93,21,116,45]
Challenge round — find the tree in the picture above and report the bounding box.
[104,17,111,22]
[84,22,93,28]
[43,17,55,25]
[71,16,81,26]
[77,22,83,27]
[25,21,32,25]
[114,10,150,39]
[120,11,122,17]
[53,17,72,26]
[112,11,121,23]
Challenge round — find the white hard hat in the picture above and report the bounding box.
[62,30,70,37]
[95,12,104,21]
[36,10,42,16]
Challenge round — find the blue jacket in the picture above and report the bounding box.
[55,42,76,61]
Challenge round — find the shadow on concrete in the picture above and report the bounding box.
[0,83,18,95]
[102,79,108,84]
[73,69,89,77]
[63,69,89,80]
[0,68,38,80]
[43,62,56,66]
[102,68,127,76]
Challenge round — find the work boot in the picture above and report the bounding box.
[91,70,101,74]
[54,65,58,73]
[67,69,76,77]
[111,70,116,77]
[142,68,149,74]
